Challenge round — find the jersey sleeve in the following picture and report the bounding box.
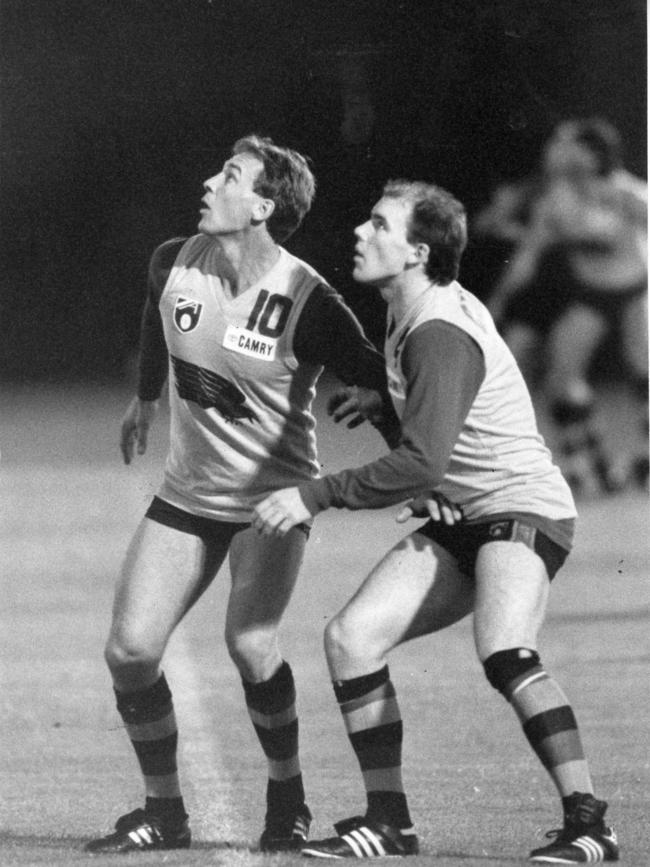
[136,238,186,401]
[294,283,386,388]
[298,320,485,513]
[294,283,401,445]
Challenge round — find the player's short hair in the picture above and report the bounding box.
[571,118,623,176]
[232,134,316,242]
[383,179,467,284]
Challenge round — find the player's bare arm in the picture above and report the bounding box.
[119,397,160,464]
[119,239,184,465]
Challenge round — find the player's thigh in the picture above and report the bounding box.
[545,303,608,386]
[620,292,648,377]
[226,524,307,632]
[473,540,550,661]
[330,530,474,660]
[110,517,221,654]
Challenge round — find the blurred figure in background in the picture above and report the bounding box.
[475,118,648,495]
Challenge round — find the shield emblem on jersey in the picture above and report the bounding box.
[173,297,203,333]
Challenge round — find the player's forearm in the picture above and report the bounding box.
[300,323,484,515]
[136,297,168,401]
[370,414,402,449]
[299,440,445,515]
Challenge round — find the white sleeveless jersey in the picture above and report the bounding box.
[157,235,325,520]
[386,282,576,521]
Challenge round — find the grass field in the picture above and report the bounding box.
[1,380,648,866]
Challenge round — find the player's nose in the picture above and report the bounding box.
[203,175,219,193]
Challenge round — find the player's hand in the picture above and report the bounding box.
[252,488,311,537]
[120,397,159,465]
[395,492,463,525]
[327,385,384,429]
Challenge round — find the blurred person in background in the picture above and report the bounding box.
[474,118,648,495]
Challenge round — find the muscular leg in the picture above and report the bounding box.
[323,531,474,830]
[474,541,593,798]
[545,303,619,493]
[621,292,649,486]
[620,291,649,380]
[104,518,229,807]
[502,322,543,391]
[107,518,227,689]
[225,525,310,836]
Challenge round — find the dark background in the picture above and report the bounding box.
[1,0,646,381]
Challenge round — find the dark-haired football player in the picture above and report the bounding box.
[254,178,618,863]
[85,135,399,855]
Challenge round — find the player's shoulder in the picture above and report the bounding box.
[151,236,190,270]
[148,236,189,292]
[277,247,341,305]
[280,246,328,282]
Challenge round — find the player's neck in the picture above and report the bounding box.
[211,231,280,295]
[381,271,434,321]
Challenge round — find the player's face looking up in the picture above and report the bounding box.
[199,152,274,237]
[352,196,425,287]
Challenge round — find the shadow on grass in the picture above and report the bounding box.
[0,830,294,856]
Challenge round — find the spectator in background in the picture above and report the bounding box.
[474,118,648,495]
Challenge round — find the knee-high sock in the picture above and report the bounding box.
[243,660,305,818]
[505,664,593,798]
[333,665,413,830]
[115,673,186,819]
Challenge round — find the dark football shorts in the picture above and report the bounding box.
[415,515,572,580]
[145,495,311,541]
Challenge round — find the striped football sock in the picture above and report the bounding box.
[243,660,305,819]
[334,665,413,830]
[115,673,186,817]
[505,665,593,797]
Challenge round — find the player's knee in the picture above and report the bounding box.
[225,628,277,679]
[324,616,344,663]
[104,636,160,678]
[483,647,541,696]
[324,613,372,670]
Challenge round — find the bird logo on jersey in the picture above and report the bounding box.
[171,355,257,423]
[173,297,204,333]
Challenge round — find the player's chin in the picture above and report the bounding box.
[352,261,371,283]
[197,215,218,235]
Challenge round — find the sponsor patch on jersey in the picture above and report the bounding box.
[173,297,204,333]
[223,324,277,360]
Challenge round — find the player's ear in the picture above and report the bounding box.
[252,197,276,223]
[409,241,430,269]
